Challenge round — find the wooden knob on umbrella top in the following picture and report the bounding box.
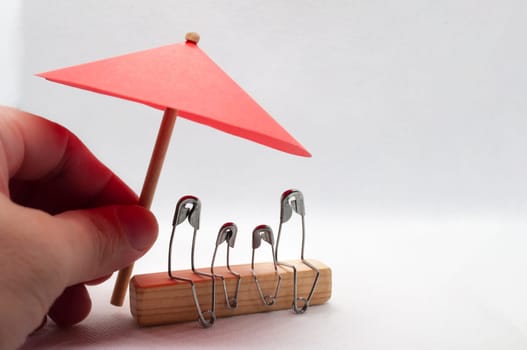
[185,32,200,44]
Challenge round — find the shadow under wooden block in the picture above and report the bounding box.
[130,259,332,326]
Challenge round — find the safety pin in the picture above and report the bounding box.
[168,195,216,328]
[210,223,241,309]
[251,224,282,306]
[275,189,320,314]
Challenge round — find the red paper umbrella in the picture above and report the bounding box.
[38,32,311,306]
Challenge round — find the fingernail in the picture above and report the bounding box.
[118,206,158,251]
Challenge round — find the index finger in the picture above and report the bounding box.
[0,106,138,214]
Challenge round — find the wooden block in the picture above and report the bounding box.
[130,259,332,326]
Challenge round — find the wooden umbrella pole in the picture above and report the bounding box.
[111,108,178,306]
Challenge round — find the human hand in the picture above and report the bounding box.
[0,106,158,349]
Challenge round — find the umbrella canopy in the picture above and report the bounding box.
[38,34,311,157]
[38,33,311,306]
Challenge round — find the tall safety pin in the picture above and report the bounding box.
[168,196,216,328]
[211,223,241,309]
[251,225,282,306]
[275,189,320,314]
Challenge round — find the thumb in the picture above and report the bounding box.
[53,205,158,285]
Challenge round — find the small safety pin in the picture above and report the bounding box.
[210,223,241,309]
[251,224,282,306]
[275,189,320,314]
[168,195,216,328]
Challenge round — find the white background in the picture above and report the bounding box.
[1,1,527,349]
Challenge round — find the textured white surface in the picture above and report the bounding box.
[7,0,527,348]
[22,216,527,349]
